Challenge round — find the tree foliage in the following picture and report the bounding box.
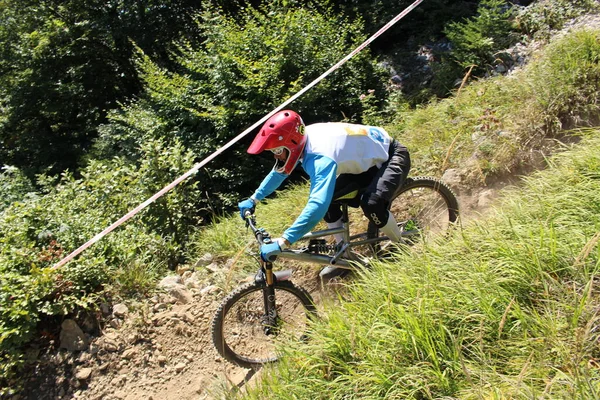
[445,0,516,70]
[92,4,388,213]
[0,0,202,177]
[427,0,517,97]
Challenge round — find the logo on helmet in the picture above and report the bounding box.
[297,124,305,135]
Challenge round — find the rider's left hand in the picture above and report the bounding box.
[260,238,286,262]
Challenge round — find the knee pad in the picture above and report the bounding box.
[360,193,389,228]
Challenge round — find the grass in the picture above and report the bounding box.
[232,130,600,399]
[189,27,600,399]
[388,28,600,183]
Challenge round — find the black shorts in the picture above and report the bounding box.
[325,140,411,226]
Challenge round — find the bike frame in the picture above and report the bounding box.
[277,203,406,268]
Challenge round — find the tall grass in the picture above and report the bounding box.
[235,131,600,399]
[195,28,600,399]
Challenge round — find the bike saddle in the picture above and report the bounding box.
[332,183,363,207]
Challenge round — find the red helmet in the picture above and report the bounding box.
[248,110,307,175]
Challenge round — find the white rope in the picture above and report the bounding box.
[52,0,427,269]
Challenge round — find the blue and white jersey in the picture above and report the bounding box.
[252,123,393,244]
[303,123,392,174]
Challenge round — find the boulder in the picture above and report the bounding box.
[59,319,88,351]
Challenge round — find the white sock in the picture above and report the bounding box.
[326,218,344,244]
[379,211,403,242]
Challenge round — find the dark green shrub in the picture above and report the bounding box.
[429,0,516,96]
[0,137,200,393]
[445,0,516,71]
[0,166,35,213]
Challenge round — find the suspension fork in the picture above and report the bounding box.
[257,261,279,335]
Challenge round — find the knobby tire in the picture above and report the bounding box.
[367,176,459,249]
[211,280,316,369]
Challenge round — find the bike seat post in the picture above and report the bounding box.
[341,203,351,244]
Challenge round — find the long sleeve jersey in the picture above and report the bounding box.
[251,122,392,244]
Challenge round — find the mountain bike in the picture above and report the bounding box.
[211,176,459,369]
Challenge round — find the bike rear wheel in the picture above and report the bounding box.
[368,176,459,248]
[211,280,316,369]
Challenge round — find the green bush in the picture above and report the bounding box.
[92,4,388,215]
[0,137,200,393]
[0,166,35,213]
[516,0,600,39]
[429,0,516,96]
[445,0,516,69]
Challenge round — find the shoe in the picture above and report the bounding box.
[319,266,350,280]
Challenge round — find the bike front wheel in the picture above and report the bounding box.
[368,176,459,246]
[211,280,316,369]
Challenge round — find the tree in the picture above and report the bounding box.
[92,4,388,214]
[0,0,202,178]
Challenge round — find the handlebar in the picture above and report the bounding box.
[244,211,272,247]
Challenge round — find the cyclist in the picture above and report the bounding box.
[238,110,410,278]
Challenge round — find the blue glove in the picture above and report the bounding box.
[238,198,256,219]
[260,241,282,262]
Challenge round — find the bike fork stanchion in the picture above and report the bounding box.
[261,262,278,335]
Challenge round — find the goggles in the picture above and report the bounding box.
[269,146,285,155]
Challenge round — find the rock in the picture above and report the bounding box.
[182,312,195,324]
[477,189,496,209]
[158,275,183,290]
[77,352,91,363]
[200,285,219,296]
[80,315,97,334]
[122,348,138,360]
[59,319,89,351]
[174,362,186,373]
[158,274,193,303]
[194,253,214,268]
[184,272,202,289]
[126,333,139,344]
[109,318,123,329]
[205,262,220,273]
[176,265,191,275]
[75,367,93,381]
[88,343,99,355]
[112,303,128,318]
[99,337,119,352]
[169,286,193,304]
[181,270,193,281]
[100,303,111,316]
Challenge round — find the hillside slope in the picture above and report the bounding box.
[18,15,600,400]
